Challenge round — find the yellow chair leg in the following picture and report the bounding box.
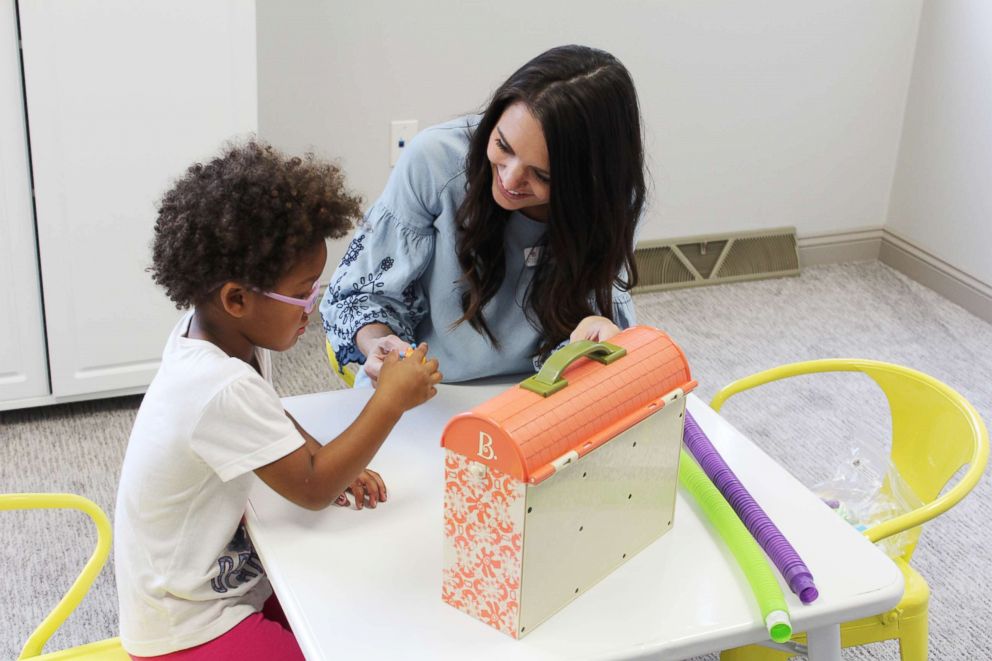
[838,611,900,647]
[720,644,794,660]
[897,609,929,661]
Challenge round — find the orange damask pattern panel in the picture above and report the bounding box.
[441,450,525,637]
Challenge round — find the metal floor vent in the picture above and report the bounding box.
[633,227,799,293]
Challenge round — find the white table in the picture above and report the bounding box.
[246,383,903,660]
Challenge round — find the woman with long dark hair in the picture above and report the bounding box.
[321,44,645,384]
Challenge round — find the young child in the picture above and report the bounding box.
[114,140,442,660]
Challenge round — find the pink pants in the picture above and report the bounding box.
[130,594,304,661]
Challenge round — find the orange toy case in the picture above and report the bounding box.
[440,325,696,638]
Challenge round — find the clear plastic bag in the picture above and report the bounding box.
[812,444,923,558]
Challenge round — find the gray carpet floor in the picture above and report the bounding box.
[1,261,989,660]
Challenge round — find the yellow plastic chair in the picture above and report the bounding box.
[1,493,128,660]
[712,359,988,661]
[326,338,356,388]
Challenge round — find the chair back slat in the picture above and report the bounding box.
[865,367,977,503]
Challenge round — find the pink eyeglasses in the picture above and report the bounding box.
[257,280,321,314]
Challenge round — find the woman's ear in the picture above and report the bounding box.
[218,282,250,318]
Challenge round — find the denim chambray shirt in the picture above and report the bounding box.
[320,116,636,383]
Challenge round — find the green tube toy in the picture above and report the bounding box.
[679,448,793,643]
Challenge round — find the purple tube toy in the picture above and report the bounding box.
[684,411,819,604]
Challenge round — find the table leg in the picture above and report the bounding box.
[806,624,842,661]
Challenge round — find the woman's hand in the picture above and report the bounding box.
[334,468,387,510]
[359,332,412,385]
[374,343,442,412]
[570,315,622,343]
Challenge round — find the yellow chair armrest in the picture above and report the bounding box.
[0,494,112,660]
[710,359,989,560]
[865,448,987,543]
[710,359,868,412]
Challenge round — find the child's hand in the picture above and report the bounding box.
[375,343,442,412]
[570,315,621,343]
[334,468,387,510]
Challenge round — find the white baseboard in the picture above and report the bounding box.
[879,229,992,325]
[796,226,992,325]
[0,384,147,412]
[797,227,882,266]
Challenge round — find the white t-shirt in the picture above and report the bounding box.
[114,312,304,656]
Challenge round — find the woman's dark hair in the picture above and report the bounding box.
[454,44,645,357]
[150,139,362,308]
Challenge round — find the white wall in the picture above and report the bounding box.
[257,0,922,269]
[886,0,992,285]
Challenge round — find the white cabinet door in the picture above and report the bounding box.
[0,0,49,404]
[19,1,257,398]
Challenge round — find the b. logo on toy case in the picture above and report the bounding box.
[477,431,497,460]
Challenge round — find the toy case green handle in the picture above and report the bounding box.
[519,340,627,397]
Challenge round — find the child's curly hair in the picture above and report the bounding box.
[151,139,362,308]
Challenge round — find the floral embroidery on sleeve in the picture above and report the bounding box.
[340,234,366,267]
[323,255,422,367]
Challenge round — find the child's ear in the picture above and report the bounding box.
[218,282,250,318]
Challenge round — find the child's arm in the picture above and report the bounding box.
[254,344,440,510]
[285,412,387,509]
